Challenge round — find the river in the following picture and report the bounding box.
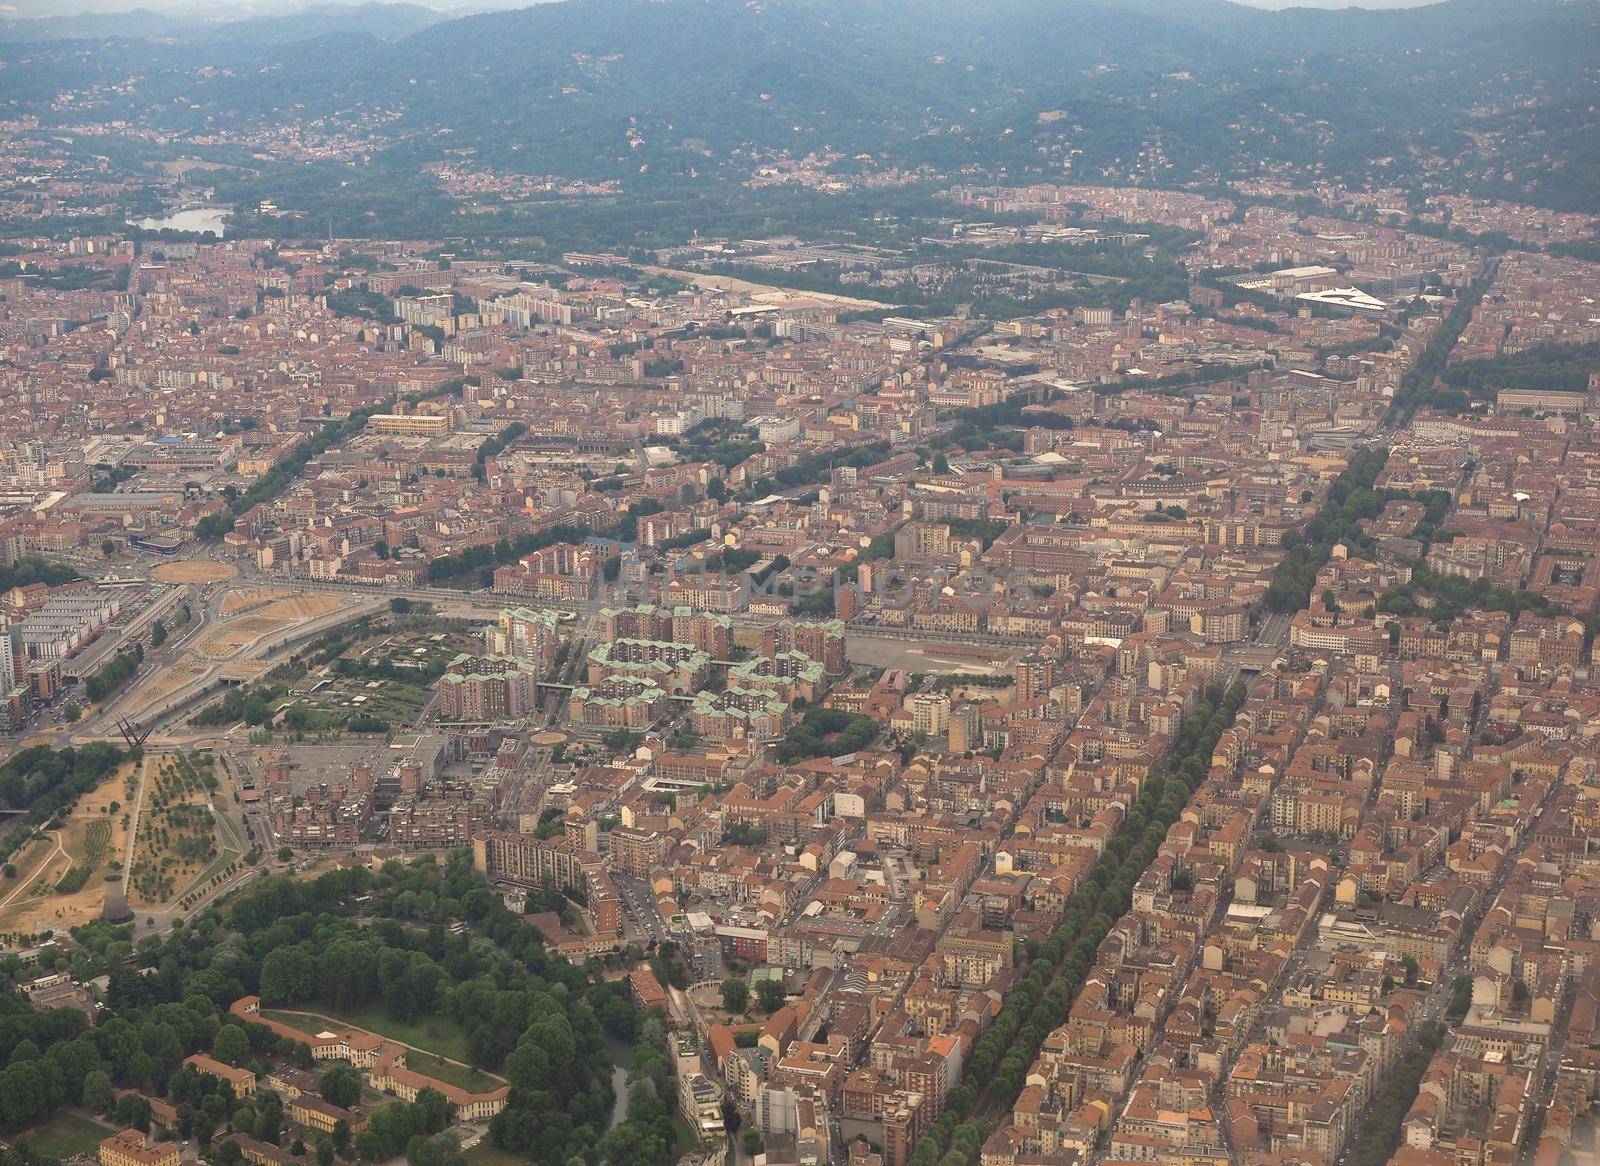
[608,1037,631,1128]
[129,207,230,236]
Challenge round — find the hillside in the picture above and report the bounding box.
[2,0,1597,210]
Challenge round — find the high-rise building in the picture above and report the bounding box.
[1015,655,1056,703]
[908,692,950,736]
[435,653,541,721]
[485,607,562,674]
[947,703,981,753]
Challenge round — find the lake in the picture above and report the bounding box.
[129,207,230,236]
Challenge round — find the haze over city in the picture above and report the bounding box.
[0,4,1598,1166]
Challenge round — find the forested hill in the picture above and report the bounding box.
[3,0,1599,210]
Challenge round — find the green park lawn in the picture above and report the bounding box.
[402,1049,501,1091]
[464,1145,526,1166]
[20,1112,112,1159]
[262,1006,475,1064]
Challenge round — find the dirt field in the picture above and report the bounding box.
[643,264,893,310]
[0,761,136,935]
[154,561,238,584]
[844,633,1018,675]
[198,594,348,659]
[118,590,364,727]
[222,587,287,615]
[132,657,208,706]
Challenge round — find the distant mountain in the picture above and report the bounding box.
[198,3,449,43]
[2,0,1597,210]
[0,7,187,39]
[0,0,444,42]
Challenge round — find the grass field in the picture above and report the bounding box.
[264,1007,475,1064]
[335,1005,476,1064]
[20,1111,111,1158]
[403,1050,500,1092]
[464,1144,525,1166]
[262,1010,331,1036]
[670,1114,698,1152]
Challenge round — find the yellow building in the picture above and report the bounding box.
[184,1053,257,1099]
[288,1094,366,1134]
[367,412,451,436]
[100,1131,180,1166]
[368,1048,509,1121]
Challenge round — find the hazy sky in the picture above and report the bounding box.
[0,0,1456,22]
[2,0,1453,16]
[1232,0,1440,6]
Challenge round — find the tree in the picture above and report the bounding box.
[151,622,168,648]
[755,978,786,1013]
[720,977,749,1014]
[407,1137,443,1166]
[214,1024,251,1066]
[83,1068,116,1113]
[102,539,117,556]
[414,1088,450,1135]
[117,1093,152,1132]
[255,1094,283,1144]
[193,1112,217,1146]
[355,1131,386,1163]
[259,947,318,1006]
[64,703,82,724]
[602,728,642,755]
[320,1063,364,1109]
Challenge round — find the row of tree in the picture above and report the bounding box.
[198,380,467,541]
[1341,1021,1447,1166]
[1384,265,1498,422]
[85,645,144,703]
[1263,446,1389,613]
[910,679,1249,1166]
[425,523,591,584]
